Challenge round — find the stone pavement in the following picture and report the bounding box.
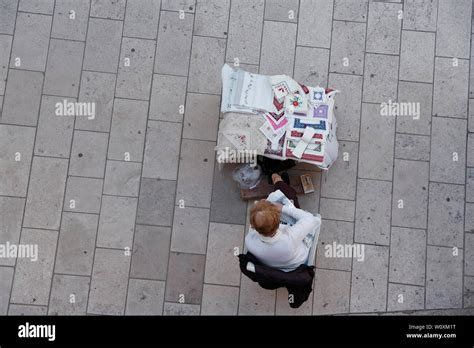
[0,0,473,316]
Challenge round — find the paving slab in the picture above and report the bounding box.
[334,0,368,22]
[0,0,17,34]
[465,203,474,233]
[137,178,176,226]
[171,206,210,254]
[55,212,98,276]
[23,156,68,230]
[69,130,109,178]
[466,233,474,276]
[426,246,463,309]
[313,268,351,315]
[0,197,24,267]
[0,35,12,95]
[362,53,399,104]
[10,228,58,305]
[329,20,366,76]
[276,287,313,315]
[201,284,239,316]
[123,0,161,39]
[366,2,401,55]
[149,74,187,122]
[387,284,424,311]
[319,198,355,222]
[125,279,165,315]
[97,195,137,249]
[465,276,474,308]
[90,0,126,20]
[48,274,90,315]
[8,304,47,315]
[87,248,130,315]
[389,227,426,286]
[161,0,195,12]
[51,0,90,41]
[316,219,354,271]
[436,0,471,59]
[183,93,220,141]
[294,47,329,87]
[399,30,435,83]
[165,252,205,305]
[391,159,429,229]
[163,302,200,315]
[468,133,474,167]
[155,11,194,76]
[395,134,430,162]
[19,0,54,14]
[468,168,474,203]
[350,244,389,313]
[0,267,14,314]
[64,177,102,214]
[238,274,275,315]
[204,222,244,286]
[396,81,433,136]
[265,0,299,23]
[103,160,141,197]
[403,0,438,31]
[194,0,230,38]
[130,225,171,280]
[355,179,392,246]
[0,125,35,197]
[297,0,333,49]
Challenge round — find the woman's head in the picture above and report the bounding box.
[249,200,280,237]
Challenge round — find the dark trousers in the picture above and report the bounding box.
[274,181,300,208]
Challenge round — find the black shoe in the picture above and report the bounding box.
[281,172,290,185]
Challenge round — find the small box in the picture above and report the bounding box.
[300,174,315,194]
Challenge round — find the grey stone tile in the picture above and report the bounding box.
[320,198,355,222]
[468,168,474,202]
[97,196,137,249]
[130,225,170,280]
[329,21,366,75]
[328,73,363,141]
[436,0,471,59]
[321,141,358,200]
[108,98,148,162]
[403,0,438,31]
[19,0,54,14]
[389,227,426,286]
[387,284,424,311]
[0,197,24,267]
[10,12,51,71]
[350,244,389,313]
[88,248,130,315]
[276,287,313,315]
[226,0,264,65]
[0,34,12,95]
[426,246,463,309]
[391,159,429,229]
[83,18,123,73]
[297,0,333,48]
[466,234,474,276]
[2,69,43,126]
[23,157,67,230]
[103,160,141,197]
[163,302,200,315]
[171,207,210,255]
[395,134,430,161]
[366,2,401,54]
[428,183,464,248]
[259,21,297,77]
[8,304,47,315]
[90,0,126,20]
[48,275,90,315]
[165,252,205,305]
[238,274,275,315]
[55,212,98,276]
[265,0,299,22]
[34,96,74,158]
[64,177,102,214]
[205,222,244,286]
[10,228,58,305]
[465,203,474,232]
[468,134,474,167]
[399,30,435,83]
[465,276,474,308]
[176,139,215,208]
[149,74,187,122]
[0,0,17,34]
[51,0,89,41]
[0,267,14,314]
[155,11,194,76]
[224,62,259,74]
[358,102,395,180]
[183,93,220,141]
[430,117,467,184]
[69,130,109,178]
[161,0,195,12]
[396,81,433,136]
[75,71,116,133]
[143,121,182,181]
[294,47,329,87]
[355,179,392,246]
[137,178,176,226]
[116,38,155,100]
[362,53,399,104]
[201,284,239,315]
[471,37,474,99]
[125,279,165,315]
[210,163,249,225]
[316,219,354,271]
[0,125,35,196]
[194,0,230,38]
[433,58,469,118]
[188,36,226,94]
[313,268,350,315]
[334,0,368,22]
[123,0,161,39]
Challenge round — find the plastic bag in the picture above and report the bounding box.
[232,164,263,189]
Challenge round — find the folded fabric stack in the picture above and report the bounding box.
[219,64,339,170]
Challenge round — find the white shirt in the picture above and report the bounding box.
[245,204,320,272]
